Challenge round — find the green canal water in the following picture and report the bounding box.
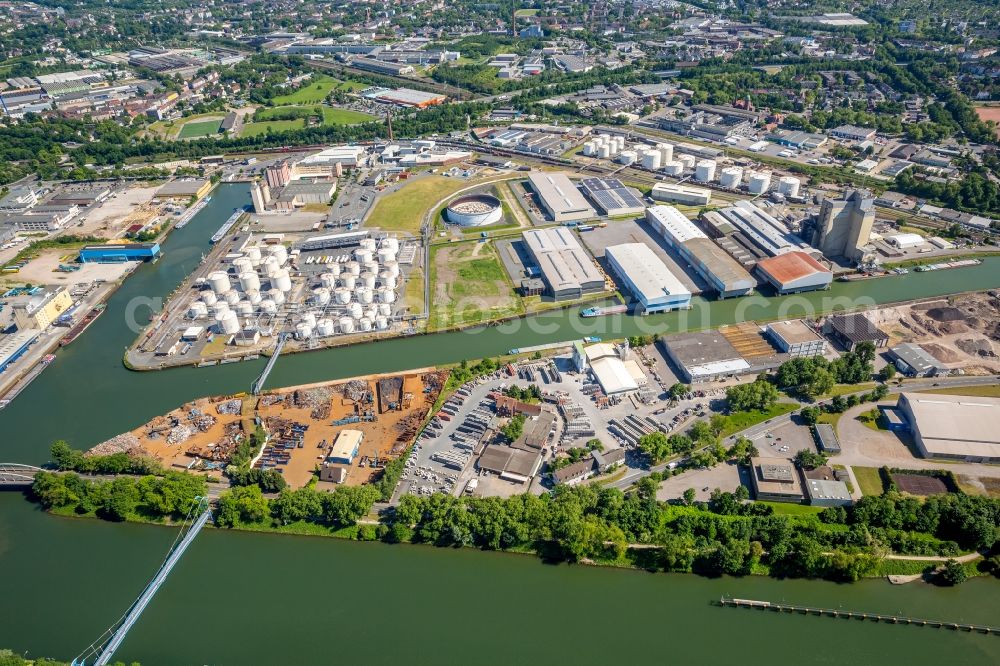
[1,184,999,663]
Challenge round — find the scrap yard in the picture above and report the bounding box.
[88,369,448,488]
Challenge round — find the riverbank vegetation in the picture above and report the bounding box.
[0,650,136,666]
[32,471,207,523]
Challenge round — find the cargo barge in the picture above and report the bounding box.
[210,207,247,244]
[59,305,106,347]
[174,196,211,229]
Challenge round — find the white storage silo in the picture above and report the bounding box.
[360,238,378,252]
[354,248,374,264]
[357,288,374,305]
[188,301,208,319]
[223,290,241,306]
[360,272,377,290]
[358,317,373,332]
[377,248,396,264]
[261,255,280,278]
[345,261,361,276]
[381,237,399,253]
[302,311,317,329]
[212,302,230,319]
[362,261,379,277]
[341,274,357,290]
[378,303,392,317]
[378,288,397,304]
[695,160,717,183]
[339,317,355,334]
[273,269,292,292]
[239,271,261,293]
[614,136,625,150]
[245,289,262,305]
[347,303,363,320]
[267,245,288,266]
[201,291,218,306]
[320,272,338,289]
[375,316,389,331]
[679,155,696,169]
[778,176,801,198]
[220,311,240,335]
[598,144,611,159]
[658,143,674,164]
[334,287,352,305]
[295,322,313,340]
[245,246,262,266]
[748,172,772,194]
[233,257,254,275]
[236,301,253,317]
[312,288,331,306]
[641,150,662,170]
[267,288,285,305]
[379,272,397,290]
[663,161,683,176]
[583,142,597,157]
[328,263,342,278]
[260,299,277,315]
[719,167,744,189]
[316,318,335,337]
[617,150,637,166]
[208,271,230,295]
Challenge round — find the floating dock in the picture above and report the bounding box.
[716,597,997,634]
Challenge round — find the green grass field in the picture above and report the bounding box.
[718,402,798,437]
[253,105,373,125]
[852,466,885,496]
[177,118,222,138]
[270,75,368,105]
[371,176,489,233]
[756,501,825,516]
[428,242,521,330]
[240,119,306,136]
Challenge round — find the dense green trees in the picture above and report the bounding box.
[774,342,875,399]
[32,471,207,522]
[500,413,526,442]
[725,376,779,412]
[217,483,381,530]
[50,440,162,476]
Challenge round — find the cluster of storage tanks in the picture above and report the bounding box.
[582,133,627,160]
[294,236,400,341]
[187,243,293,335]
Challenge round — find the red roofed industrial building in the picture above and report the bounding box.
[755,251,832,294]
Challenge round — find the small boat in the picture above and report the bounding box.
[583,336,602,343]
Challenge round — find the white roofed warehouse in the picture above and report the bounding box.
[521,227,605,300]
[527,172,596,222]
[896,393,1000,462]
[645,205,755,298]
[605,243,691,313]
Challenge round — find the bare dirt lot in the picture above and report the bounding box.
[13,250,133,287]
[74,185,160,238]
[867,292,1000,373]
[88,370,448,489]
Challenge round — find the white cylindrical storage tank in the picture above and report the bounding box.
[378,303,392,317]
[679,154,696,169]
[295,322,313,340]
[220,311,240,335]
[362,260,378,275]
[312,287,331,306]
[188,301,208,319]
[339,317,355,334]
[262,255,280,278]
[260,299,277,315]
[379,271,397,290]
[378,288,397,304]
[748,172,771,194]
[377,248,396,264]
[358,317,373,332]
[360,272,377,290]
[268,244,288,266]
[641,150,662,170]
[212,302,230,318]
[316,318,335,337]
[663,161,683,176]
[245,246,262,266]
[383,260,399,278]
[233,257,253,275]
[267,288,285,305]
[341,274,357,290]
[201,290,218,306]
[360,238,378,252]
[354,248,374,264]
[334,287,352,305]
[617,150,637,166]
[695,160,716,183]
[320,272,338,289]
[328,263,343,278]
[239,271,261,293]
[614,136,625,150]
[347,302,362,320]
[273,269,292,292]
[208,271,230,295]
[375,316,389,331]
[583,142,596,157]
[345,261,360,276]
[302,311,317,329]
[223,290,240,305]
[719,167,743,189]
[236,301,253,317]
[357,288,374,305]
[245,289,262,305]
[598,144,611,159]
[658,143,674,164]
[381,237,399,253]
[778,176,801,198]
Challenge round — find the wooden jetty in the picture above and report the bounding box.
[715,597,997,635]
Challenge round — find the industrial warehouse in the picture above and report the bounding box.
[896,392,1000,463]
[521,227,605,300]
[605,242,691,313]
[755,251,833,294]
[527,172,596,222]
[578,178,646,217]
[644,205,755,298]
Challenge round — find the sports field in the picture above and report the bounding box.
[253,105,373,125]
[178,118,222,138]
